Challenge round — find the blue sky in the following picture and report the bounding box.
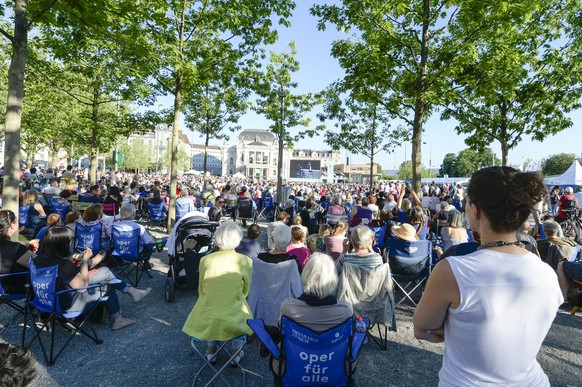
[172,1,582,171]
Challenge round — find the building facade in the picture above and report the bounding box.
[192,144,222,175]
[222,129,341,180]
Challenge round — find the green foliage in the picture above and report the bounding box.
[397,160,431,181]
[439,148,500,177]
[161,147,190,172]
[441,0,582,165]
[253,42,325,146]
[121,139,155,171]
[541,153,582,176]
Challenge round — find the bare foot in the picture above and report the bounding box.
[129,287,151,303]
[111,316,136,331]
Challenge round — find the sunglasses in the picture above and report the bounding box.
[218,201,224,204]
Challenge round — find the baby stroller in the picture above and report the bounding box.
[165,215,219,302]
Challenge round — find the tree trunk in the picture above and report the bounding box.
[167,73,183,231]
[89,87,100,184]
[2,0,28,237]
[203,129,209,178]
[369,106,376,187]
[500,102,509,166]
[50,145,59,168]
[411,0,430,195]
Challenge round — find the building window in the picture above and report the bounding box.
[230,157,233,164]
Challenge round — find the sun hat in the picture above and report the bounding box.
[392,223,419,242]
[565,187,574,193]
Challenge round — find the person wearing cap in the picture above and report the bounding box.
[555,186,578,224]
[336,225,383,274]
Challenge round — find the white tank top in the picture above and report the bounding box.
[440,250,563,386]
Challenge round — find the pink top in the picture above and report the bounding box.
[328,205,344,215]
[324,235,347,261]
[286,245,312,268]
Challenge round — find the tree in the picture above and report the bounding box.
[320,82,403,185]
[161,147,190,173]
[541,153,582,176]
[439,147,499,177]
[138,0,294,230]
[311,0,546,193]
[253,42,325,202]
[442,0,582,165]
[397,160,430,181]
[121,139,155,172]
[439,153,457,177]
[183,40,250,177]
[1,0,115,230]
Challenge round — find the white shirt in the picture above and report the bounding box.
[574,192,582,208]
[441,250,562,387]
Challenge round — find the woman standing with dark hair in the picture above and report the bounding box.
[34,227,151,330]
[0,210,34,293]
[414,167,562,386]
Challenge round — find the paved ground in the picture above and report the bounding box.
[1,221,581,386]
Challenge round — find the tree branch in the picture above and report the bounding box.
[25,0,59,29]
[0,27,14,43]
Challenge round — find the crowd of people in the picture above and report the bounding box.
[2,163,582,385]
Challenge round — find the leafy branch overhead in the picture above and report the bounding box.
[253,42,325,147]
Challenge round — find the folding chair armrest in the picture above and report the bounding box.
[55,283,104,295]
[0,271,28,279]
[350,317,370,361]
[106,279,123,285]
[247,319,281,359]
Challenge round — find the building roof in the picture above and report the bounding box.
[238,129,275,143]
[178,132,191,146]
[191,144,221,151]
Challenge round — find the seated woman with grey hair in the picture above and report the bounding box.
[257,225,298,266]
[280,252,353,332]
[336,225,383,274]
[182,221,253,365]
[440,210,468,251]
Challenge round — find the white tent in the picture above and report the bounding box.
[183,170,201,175]
[543,161,582,186]
[232,172,246,179]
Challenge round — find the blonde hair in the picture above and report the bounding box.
[291,226,305,243]
[292,215,302,225]
[331,221,348,237]
[23,190,39,206]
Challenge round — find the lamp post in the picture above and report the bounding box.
[277,89,286,205]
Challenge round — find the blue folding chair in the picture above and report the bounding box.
[18,205,30,228]
[147,202,167,230]
[257,197,275,222]
[0,272,28,345]
[48,197,68,219]
[23,259,112,366]
[248,316,368,387]
[175,201,191,221]
[111,225,153,287]
[74,222,103,252]
[385,239,432,306]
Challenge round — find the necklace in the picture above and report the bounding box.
[478,240,525,250]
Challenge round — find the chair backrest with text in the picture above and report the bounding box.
[111,226,141,260]
[28,260,59,314]
[280,316,351,387]
[75,222,103,252]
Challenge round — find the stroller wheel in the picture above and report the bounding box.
[165,277,175,303]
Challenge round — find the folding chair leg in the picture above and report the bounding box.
[368,324,388,351]
[191,336,247,387]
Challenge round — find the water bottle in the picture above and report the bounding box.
[355,316,366,333]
